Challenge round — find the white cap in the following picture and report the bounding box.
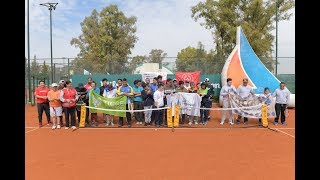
[51,83,58,87]
[205,78,210,81]
[59,80,65,84]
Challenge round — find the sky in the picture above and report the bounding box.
[25,0,295,74]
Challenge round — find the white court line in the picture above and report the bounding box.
[25,128,39,134]
[275,128,295,138]
[25,126,294,130]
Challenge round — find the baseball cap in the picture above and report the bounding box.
[59,80,65,84]
[243,78,248,82]
[201,82,206,86]
[51,83,58,87]
[205,78,209,82]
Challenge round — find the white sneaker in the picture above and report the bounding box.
[57,125,61,129]
[229,122,234,125]
[71,126,76,130]
[194,122,198,125]
[188,122,192,125]
[220,122,224,125]
[140,122,143,124]
[52,125,56,130]
[110,122,114,126]
[65,127,69,130]
[136,122,140,125]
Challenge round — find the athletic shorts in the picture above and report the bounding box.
[50,107,63,117]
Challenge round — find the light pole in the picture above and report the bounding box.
[27,0,32,103]
[40,2,58,84]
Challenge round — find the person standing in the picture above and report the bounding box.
[145,78,150,87]
[204,78,214,120]
[258,87,273,125]
[75,83,89,125]
[117,78,133,127]
[219,78,237,125]
[149,77,158,93]
[84,77,93,90]
[236,78,254,124]
[163,78,175,126]
[132,80,144,125]
[117,79,122,90]
[47,83,62,129]
[188,82,199,125]
[153,83,165,128]
[34,80,51,127]
[184,80,190,90]
[272,82,290,125]
[176,81,188,124]
[60,80,78,130]
[173,79,178,89]
[103,83,117,126]
[100,78,109,123]
[86,81,100,127]
[141,83,154,126]
[199,82,210,125]
[58,80,66,126]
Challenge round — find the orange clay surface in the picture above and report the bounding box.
[25,104,295,180]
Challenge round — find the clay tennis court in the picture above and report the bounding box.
[25,104,294,180]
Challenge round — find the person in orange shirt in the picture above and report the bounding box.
[34,80,51,127]
[47,83,63,129]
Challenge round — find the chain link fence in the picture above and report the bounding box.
[25,56,294,104]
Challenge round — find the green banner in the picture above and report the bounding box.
[89,90,127,117]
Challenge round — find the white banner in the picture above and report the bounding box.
[141,72,167,82]
[166,93,201,117]
[229,93,276,118]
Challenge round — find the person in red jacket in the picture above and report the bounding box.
[60,80,79,130]
[34,80,51,127]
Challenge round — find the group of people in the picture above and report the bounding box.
[33,75,290,130]
[219,78,291,126]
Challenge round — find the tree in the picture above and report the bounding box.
[176,42,223,74]
[38,61,50,81]
[191,0,294,71]
[71,5,138,74]
[30,55,40,78]
[146,49,167,69]
[127,55,147,74]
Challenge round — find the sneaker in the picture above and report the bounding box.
[229,122,234,125]
[57,125,61,129]
[220,122,224,125]
[281,122,287,126]
[52,125,56,130]
[91,124,97,127]
[188,122,192,125]
[65,127,69,129]
[71,126,76,130]
[110,122,114,126]
[203,122,207,125]
[136,122,140,125]
[236,120,241,124]
[105,123,109,126]
[128,125,132,128]
[194,122,198,125]
[244,121,248,125]
[273,122,278,125]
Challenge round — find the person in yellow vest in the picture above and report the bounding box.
[199,82,210,125]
